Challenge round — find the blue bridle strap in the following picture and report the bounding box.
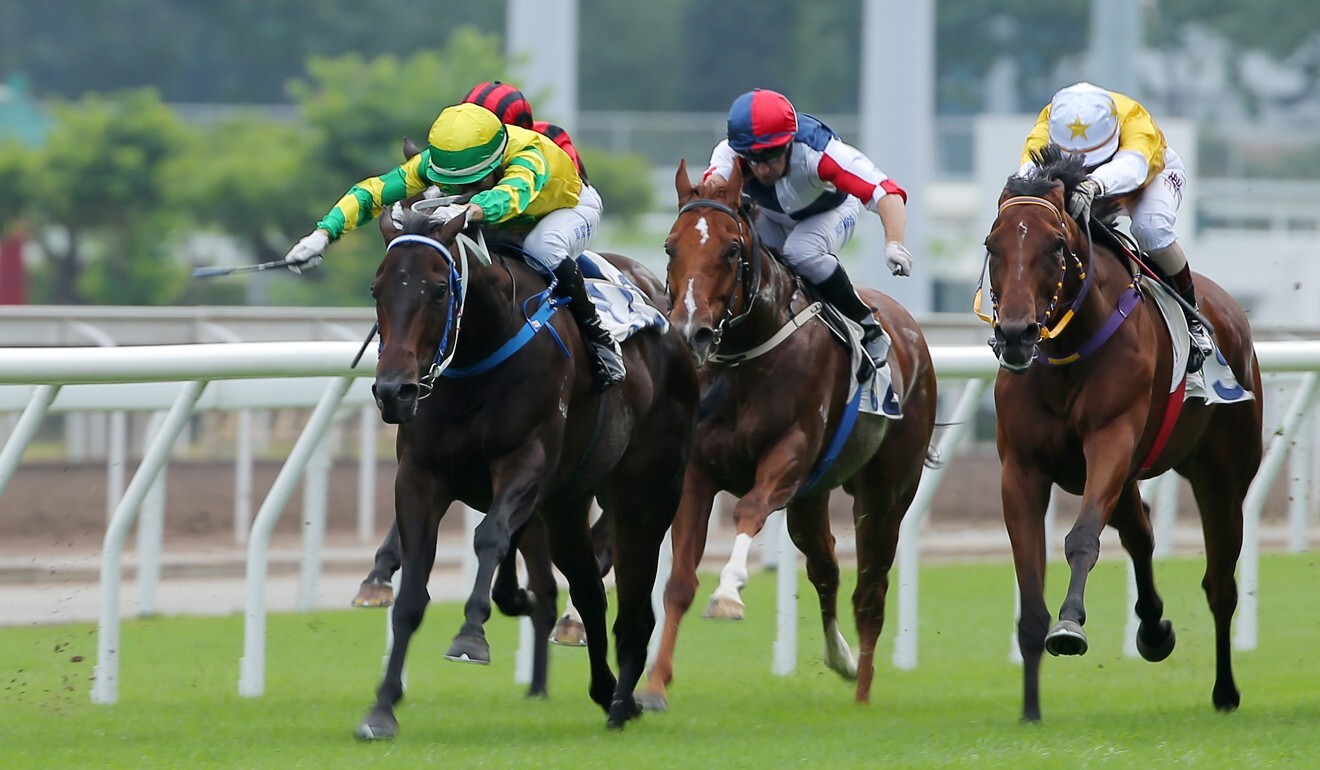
[442,288,569,378]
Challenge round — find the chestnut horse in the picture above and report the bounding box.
[982,146,1263,721]
[636,160,937,710]
[355,210,698,739]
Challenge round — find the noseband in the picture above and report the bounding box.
[675,198,763,346]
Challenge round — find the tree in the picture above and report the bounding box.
[265,29,512,306]
[3,89,192,304]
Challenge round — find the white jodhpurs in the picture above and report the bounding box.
[520,184,604,272]
[754,196,860,284]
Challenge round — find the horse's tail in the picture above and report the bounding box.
[922,419,962,470]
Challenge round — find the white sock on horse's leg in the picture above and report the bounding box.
[710,533,753,602]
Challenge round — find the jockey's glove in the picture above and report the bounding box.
[285,229,330,274]
[885,241,914,277]
[1067,177,1103,221]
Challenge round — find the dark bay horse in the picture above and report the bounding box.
[350,145,612,699]
[982,146,1263,722]
[636,160,937,710]
[355,209,698,739]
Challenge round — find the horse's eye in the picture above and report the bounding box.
[430,284,449,305]
[369,285,380,300]
[723,242,740,261]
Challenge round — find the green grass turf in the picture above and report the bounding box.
[3,553,1319,768]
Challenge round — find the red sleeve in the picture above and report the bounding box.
[817,154,907,204]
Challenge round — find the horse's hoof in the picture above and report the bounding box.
[701,595,745,620]
[550,615,589,646]
[1045,620,1088,656]
[606,697,643,729]
[354,708,397,741]
[444,633,491,665]
[350,579,394,608]
[1136,619,1176,662]
[1213,681,1241,712]
[635,688,669,713]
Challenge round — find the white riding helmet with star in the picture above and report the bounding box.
[1047,82,1119,168]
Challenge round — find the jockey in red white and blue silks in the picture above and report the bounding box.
[700,88,912,367]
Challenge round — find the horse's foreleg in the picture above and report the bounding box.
[785,494,853,681]
[351,522,401,608]
[1052,433,1138,656]
[356,477,445,741]
[705,442,806,619]
[517,520,559,698]
[1001,454,1053,723]
[638,470,716,712]
[551,512,609,646]
[544,497,615,713]
[1110,484,1176,662]
[447,470,542,665]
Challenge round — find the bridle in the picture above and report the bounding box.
[382,233,471,392]
[673,198,763,349]
[974,195,1092,344]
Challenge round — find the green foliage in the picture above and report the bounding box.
[287,31,511,181]
[13,88,192,304]
[580,147,654,225]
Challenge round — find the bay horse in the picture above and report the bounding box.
[982,145,1263,722]
[355,209,698,739]
[636,160,937,710]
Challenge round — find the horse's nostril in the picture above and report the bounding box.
[396,383,419,405]
[693,328,715,347]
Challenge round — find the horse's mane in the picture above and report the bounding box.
[1004,144,1089,199]
[396,209,528,256]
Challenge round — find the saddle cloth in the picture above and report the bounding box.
[576,251,670,342]
[1146,280,1253,405]
[824,308,902,421]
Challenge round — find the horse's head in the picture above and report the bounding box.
[981,146,1090,372]
[664,158,757,367]
[370,210,469,423]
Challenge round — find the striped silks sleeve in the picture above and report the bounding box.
[468,147,550,224]
[315,156,431,240]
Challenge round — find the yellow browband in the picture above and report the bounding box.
[973,195,1078,340]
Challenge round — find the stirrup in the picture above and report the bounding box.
[1186,321,1212,374]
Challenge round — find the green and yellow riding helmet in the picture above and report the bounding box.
[424,103,509,185]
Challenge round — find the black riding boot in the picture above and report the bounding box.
[1172,267,1213,374]
[813,264,887,372]
[551,260,626,392]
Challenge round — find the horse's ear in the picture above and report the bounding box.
[379,205,402,244]
[675,158,697,206]
[402,136,421,160]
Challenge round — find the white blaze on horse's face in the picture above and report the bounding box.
[695,216,710,246]
[674,276,699,337]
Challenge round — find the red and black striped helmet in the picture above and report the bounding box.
[462,81,534,130]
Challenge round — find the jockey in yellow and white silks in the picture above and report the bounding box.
[1017,81,1212,371]
[283,102,624,392]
